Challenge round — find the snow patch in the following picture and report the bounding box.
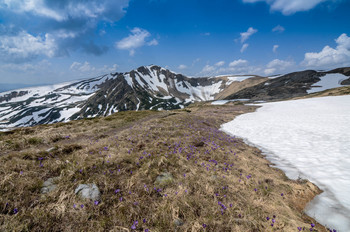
[307,73,348,94]
[221,96,350,231]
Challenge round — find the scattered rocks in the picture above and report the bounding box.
[41,177,60,194]
[74,183,100,201]
[154,172,174,187]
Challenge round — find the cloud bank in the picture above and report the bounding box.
[302,33,350,68]
[243,0,330,15]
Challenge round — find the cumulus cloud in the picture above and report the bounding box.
[115,27,158,56]
[0,0,130,61]
[70,61,118,74]
[264,59,295,75]
[302,33,350,68]
[240,43,249,53]
[240,27,258,43]
[229,59,248,67]
[0,0,129,22]
[70,61,95,72]
[200,59,262,76]
[201,64,216,74]
[0,31,57,61]
[147,39,159,46]
[215,61,225,67]
[243,0,330,15]
[272,25,285,33]
[178,64,187,70]
[273,45,279,53]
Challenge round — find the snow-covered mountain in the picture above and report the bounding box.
[0,65,259,129]
[0,65,349,130]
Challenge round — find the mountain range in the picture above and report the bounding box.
[0,65,349,130]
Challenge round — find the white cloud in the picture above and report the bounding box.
[200,59,262,76]
[273,45,279,53]
[70,61,119,74]
[243,0,329,15]
[264,68,276,75]
[240,27,258,43]
[215,61,225,67]
[264,59,295,75]
[147,39,159,46]
[115,27,157,56]
[229,59,248,67]
[108,64,118,72]
[302,33,350,68]
[0,31,57,61]
[201,64,216,74]
[240,43,249,53]
[272,25,285,33]
[70,61,95,72]
[178,64,187,70]
[0,0,130,22]
[0,1,130,60]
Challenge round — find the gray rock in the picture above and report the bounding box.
[154,172,174,187]
[75,183,100,201]
[41,177,59,194]
[174,218,184,227]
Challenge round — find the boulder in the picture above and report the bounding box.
[74,183,100,201]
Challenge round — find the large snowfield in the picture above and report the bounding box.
[221,95,350,231]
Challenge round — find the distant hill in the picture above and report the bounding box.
[0,65,349,130]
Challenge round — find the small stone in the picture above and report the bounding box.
[154,172,174,187]
[41,177,60,194]
[46,147,56,152]
[174,218,184,227]
[75,183,100,201]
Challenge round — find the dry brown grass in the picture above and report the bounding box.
[0,106,328,231]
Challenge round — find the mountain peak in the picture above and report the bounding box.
[0,67,349,130]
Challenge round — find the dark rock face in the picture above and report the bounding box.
[341,78,350,85]
[224,70,326,101]
[0,91,28,103]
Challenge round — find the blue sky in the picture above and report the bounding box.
[0,0,349,85]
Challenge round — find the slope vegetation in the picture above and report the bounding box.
[0,104,327,231]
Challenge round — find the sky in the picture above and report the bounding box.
[0,0,350,85]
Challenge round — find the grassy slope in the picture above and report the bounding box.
[0,105,327,231]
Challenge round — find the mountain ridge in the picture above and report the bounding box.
[0,65,349,130]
